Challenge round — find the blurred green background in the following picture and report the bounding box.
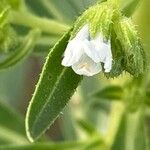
[0,0,150,149]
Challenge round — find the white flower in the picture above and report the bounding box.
[61,24,112,76]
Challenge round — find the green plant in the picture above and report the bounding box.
[0,0,149,150]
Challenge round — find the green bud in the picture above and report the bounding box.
[71,1,118,39]
[113,18,146,77]
[106,28,125,78]
[0,2,18,53]
[0,25,18,53]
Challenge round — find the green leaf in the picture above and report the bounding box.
[41,0,71,23]
[92,85,124,101]
[122,0,142,17]
[125,108,147,150]
[0,100,27,144]
[0,29,40,70]
[0,141,85,150]
[76,118,98,136]
[111,108,148,150]
[59,107,77,141]
[25,30,82,142]
[111,113,126,150]
[40,0,97,24]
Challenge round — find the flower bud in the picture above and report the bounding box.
[113,18,146,77]
[71,1,117,40]
[61,2,118,76]
[106,28,124,78]
[62,1,146,77]
[0,2,18,53]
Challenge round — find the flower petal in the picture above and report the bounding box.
[62,40,84,66]
[83,33,111,63]
[102,41,112,72]
[62,24,90,67]
[104,56,112,72]
[75,24,90,40]
[92,34,110,62]
[88,33,113,72]
[72,54,102,76]
[83,39,102,63]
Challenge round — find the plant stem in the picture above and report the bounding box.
[19,35,59,46]
[10,11,70,35]
[41,0,65,22]
[105,101,125,149]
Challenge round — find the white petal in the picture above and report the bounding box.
[61,40,84,66]
[72,54,102,76]
[92,34,109,62]
[75,24,90,40]
[89,33,113,72]
[99,42,112,63]
[103,42,112,72]
[62,24,90,67]
[83,39,102,63]
[104,56,112,72]
[83,33,109,63]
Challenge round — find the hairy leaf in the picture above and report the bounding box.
[25,30,82,142]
